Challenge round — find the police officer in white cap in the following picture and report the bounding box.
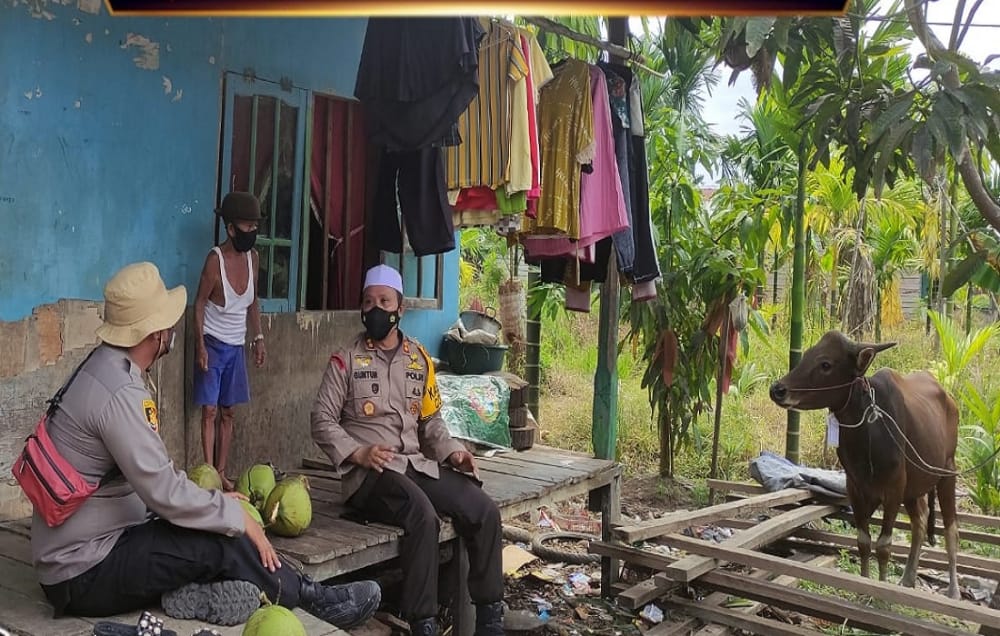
[32,261,380,629]
[312,264,504,636]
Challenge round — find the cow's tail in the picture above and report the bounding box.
[926,488,937,547]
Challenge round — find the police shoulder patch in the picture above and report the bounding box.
[330,354,346,372]
[142,399,159,433]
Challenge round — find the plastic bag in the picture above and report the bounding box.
[437,375,512,449]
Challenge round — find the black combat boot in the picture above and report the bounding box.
[474,601,504,636]
[298,575,381,629]
[409,616,439,636]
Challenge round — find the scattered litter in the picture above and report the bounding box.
[640,604,664,624]
[574,606,590,620]
[503,544,539,575]
[528,567,566,585]
[504,609,548,632]
[529,596,552,613]
[569,572,592,594]
[537,508,560,530]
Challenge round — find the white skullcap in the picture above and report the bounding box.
[363,264,403,294]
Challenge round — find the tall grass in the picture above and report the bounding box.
[536,304,1000,505]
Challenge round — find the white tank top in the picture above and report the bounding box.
[203,247,255,346]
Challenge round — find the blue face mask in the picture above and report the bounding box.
[361,306,399,341]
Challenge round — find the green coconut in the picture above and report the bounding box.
[241,603,306,636]
[262,475,312,537]
[240,499,264,526]
[188,463,223,490]
[236,464,277,509]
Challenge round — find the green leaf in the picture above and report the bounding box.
[872,119,916,197]
[972,264,1000,294]
[930,95,967,158]
[870,91,915,143]
[932,49,981,78]
[911,125,936,184]
[745,17,776,58]
[942,251,987,298]
[781,47,803,89]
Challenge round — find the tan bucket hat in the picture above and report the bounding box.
[96,262,187,347]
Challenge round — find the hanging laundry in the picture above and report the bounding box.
[523,64,628,261]
[516,28,553,219]
[446,19,528,191]
[598,62,660,300]
[372,146,456,257]
[356,17,485,257]
[597,63,637,277]
[354,17,485,151]
[528,58,595,239]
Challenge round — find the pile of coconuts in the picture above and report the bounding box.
[186,463,315,634]
[187,463,313,538]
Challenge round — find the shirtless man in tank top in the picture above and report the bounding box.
[193,192,267,490]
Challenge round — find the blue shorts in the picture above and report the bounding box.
[194,335,250,407]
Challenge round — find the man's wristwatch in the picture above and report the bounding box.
[251,334,264,346]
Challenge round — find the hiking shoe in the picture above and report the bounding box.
[299,576,381,629]
[161,580,262,626]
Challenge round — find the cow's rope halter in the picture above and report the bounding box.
[814,376,1000,478]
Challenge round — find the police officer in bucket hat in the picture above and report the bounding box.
[31,262,380,629]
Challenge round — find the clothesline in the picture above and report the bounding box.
[520,16,668,80]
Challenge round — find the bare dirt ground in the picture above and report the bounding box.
[498,474,697,636]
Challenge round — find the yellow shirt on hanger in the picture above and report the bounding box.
[530,58,594,239]
[507,28,554,196]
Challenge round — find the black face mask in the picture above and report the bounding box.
[232,227,257,252]
[361,306,399,342]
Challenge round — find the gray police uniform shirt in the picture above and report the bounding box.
[311,333,465,500]
[31,344,245,586]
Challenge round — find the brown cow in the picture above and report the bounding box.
[769,331,960,599]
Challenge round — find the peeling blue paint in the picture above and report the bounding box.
[0,5,460,353]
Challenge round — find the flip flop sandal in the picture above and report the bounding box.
[93,611,178,636]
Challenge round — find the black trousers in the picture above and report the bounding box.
[373,147,456,257]
[41,519,302,618]
[347,466,503,621]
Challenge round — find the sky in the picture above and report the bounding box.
[683,0,998,184]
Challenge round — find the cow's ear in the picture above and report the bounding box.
[855,341,895,374]
[856,347,878,375]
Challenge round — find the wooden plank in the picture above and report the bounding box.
[612,489,815,544]
[592,542,967,636]
[473,460,574,484]
[715,517,1000,578]
[663,596,817,636]
[476,465,564,487]
[663,505,838,583]
[0,526,34,565]
[618,578,669,610]
[710,479,1000,530]
[656,533,1000,627]
[644,617,702,636]
[495,472,617,521]
[656,568,970,636]
[501,446,618,473]
[475,455,589,479]
[0,585,94,636]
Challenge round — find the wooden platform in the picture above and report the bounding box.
[601,480,1000,635]
[0,445,620,636]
